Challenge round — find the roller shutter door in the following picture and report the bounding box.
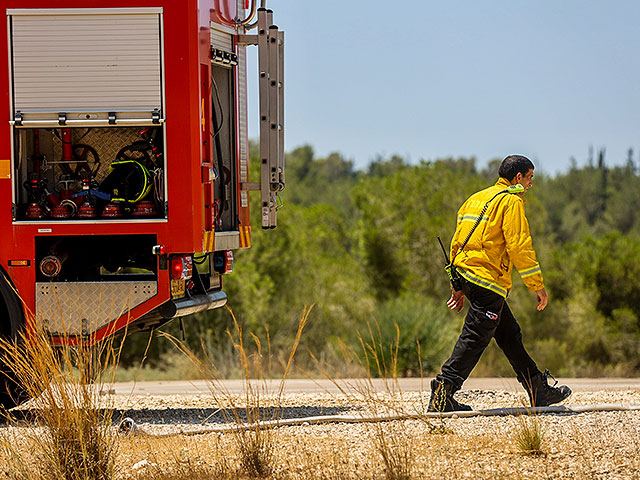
[9,8,163,124]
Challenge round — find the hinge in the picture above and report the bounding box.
[237,34,258,46]
[240,182,261,191]
[211,48,238,67]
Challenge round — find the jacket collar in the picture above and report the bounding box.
[495,178,511,189]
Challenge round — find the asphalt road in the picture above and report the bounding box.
[108,377,640,396]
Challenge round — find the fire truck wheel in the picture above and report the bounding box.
[0,364,29,411]
[0,270,30,410]
[80,345,103,384]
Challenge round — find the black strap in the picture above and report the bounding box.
[452,188,510,264]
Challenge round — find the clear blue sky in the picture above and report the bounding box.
[246,1,640,175]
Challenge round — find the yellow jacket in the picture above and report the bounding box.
[450,178,544,297]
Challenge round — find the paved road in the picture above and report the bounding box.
[108,377,640,396]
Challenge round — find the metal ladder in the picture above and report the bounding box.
[239,7,285,229]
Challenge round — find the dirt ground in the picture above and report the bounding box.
[3,380,640,479]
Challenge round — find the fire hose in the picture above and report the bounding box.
[118,403,640,438]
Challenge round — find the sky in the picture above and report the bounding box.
[245,1,640,176]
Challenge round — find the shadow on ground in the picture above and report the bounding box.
[1,405,354,426]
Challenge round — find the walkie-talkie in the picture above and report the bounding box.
[437,236,462,292]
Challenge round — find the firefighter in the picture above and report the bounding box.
[429,155,571,412]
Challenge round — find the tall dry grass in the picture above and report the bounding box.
[163,304,312,479]
[0,323,121,480]
[7,306,637,480]
[308,320,422,479]
[121,436,233,480]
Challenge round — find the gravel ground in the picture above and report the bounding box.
[94,386,640,433]
[115,387,640,478]
[13,384,628,434]
[3,385,640,478]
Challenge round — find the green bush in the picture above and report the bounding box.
[361,294,460,377]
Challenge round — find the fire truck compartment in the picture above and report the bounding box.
[13,127,166,222]
[34,233,158,336]
[211,62,238,232]
[8,8,167,223]
[35,234,158,282]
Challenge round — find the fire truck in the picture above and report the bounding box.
[0,0,284,406]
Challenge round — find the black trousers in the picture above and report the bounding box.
[437,279,540,390]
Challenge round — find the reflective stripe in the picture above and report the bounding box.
[457,215,489,223]
[458,268,508,298]
[519,265,542,278]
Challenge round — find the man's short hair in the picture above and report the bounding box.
[498,155,534,181]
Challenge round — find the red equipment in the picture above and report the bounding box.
[39,254,67,278]
[131,200,158,218]
[25,201,45,219]
[77,200,97,219]
[61,129,73,164]
[51,203,71,219]
[101,203,122,218]
[0,0,286,408]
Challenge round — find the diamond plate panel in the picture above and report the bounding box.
[51,127,140,182]
[36,281,157,336]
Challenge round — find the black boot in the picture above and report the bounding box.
[519,369,571,407]
[428,379,472,412]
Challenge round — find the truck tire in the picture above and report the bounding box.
[0,269,29,410]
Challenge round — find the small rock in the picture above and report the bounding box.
[132,459,150,470]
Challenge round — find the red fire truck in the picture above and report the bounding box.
[0,0,284,405]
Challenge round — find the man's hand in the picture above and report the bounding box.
[447,290,465,312]
[535,288,548,311]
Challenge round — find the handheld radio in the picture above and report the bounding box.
[438,236,463,292]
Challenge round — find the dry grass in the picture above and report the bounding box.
[118,435,233,479]
[87,413,640,480]
[0,324,120,480]
[1,310,639,479]
[307,320,428,479]
[2,389,640,479]
[161,305,312,479]
[514,410,546,455]
[373,420,414,480]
